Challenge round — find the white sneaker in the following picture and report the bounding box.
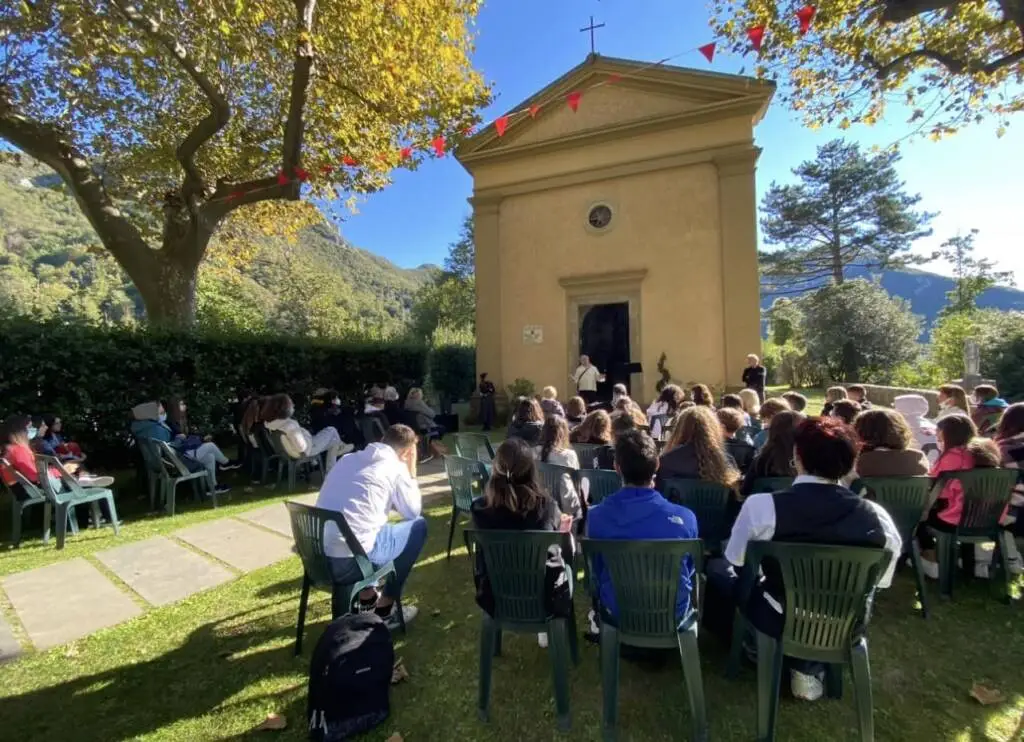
[791,670,824,701]
[920,558,939,580]
[339,443,355,455]
[537,632,548,648]
[384,604,418,630]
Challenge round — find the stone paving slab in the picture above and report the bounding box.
[236,502,294,538]
[174,519,293,572]
[0,614,21,663]
[1,558,142,651]
[95,536,234,607]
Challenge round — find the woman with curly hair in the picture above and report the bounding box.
[569,409,612,445]
[691,384,714,407]
[655,405,740,491]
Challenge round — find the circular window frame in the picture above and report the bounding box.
[584,201,616,235]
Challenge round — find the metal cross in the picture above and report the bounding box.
[580,15,605,55]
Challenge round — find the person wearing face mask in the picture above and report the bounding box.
[131,401,231,495]
[264,393,352,469]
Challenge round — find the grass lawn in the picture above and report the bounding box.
[5,390,1021,741]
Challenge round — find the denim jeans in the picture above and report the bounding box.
[328,516,428,617]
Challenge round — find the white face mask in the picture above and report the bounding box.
[332,398,340,406]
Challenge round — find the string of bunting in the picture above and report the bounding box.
[227,5,816,202]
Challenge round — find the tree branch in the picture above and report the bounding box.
[865,47,1024,79]
[110,0,231,202]
[0,102,154,278]
[881,0,963,23]
[282,0,317,181]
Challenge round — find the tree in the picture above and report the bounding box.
[410,215,475,339]
[760,140,934,294]
[931,308,1024,379]
[765,297,802,345]
[0,1,489,328]
[800,279,923,381]
[937,229,1014,316]
[709,0,1024,136]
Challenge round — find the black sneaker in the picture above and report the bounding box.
[214,484,231,495]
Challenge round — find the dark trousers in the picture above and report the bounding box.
[580,390,597,407]
[479,395,495,431]
[704,557,822,676]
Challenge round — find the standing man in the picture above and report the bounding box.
[478,372,496,432]
[571,354,605,407]
[741,353,767,403]
[316,424,425,628]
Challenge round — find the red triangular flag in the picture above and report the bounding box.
[294,166,309,182]
[606,73,622,84]
[747,25,766,52]
[399,146,412,160]
[566,90,582,112]
[276,171,288,186]
[494,115,509,137]
[698,42,716,63]
[796,5,816,35]
[463,126,475,137]
[528,104,541,119]
[320,164,334,175]
[431,135,446,157]
[342,155,358,167]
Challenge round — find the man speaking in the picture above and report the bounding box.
[570,354,605,406]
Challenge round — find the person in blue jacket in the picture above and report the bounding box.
[586,429,699,633]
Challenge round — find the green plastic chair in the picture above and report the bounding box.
[579,469,621,506]
[859,477,933,618]
[267,429,325,492]
[156,441,216,515]
[661,478,733,553]
[727,541,891,742]
[748,477,795,493]
[134,435,166,510]
[580,538,707,742]
[454,433,495,463]
[463,528,578,732]
[572,443,603,470]
[1,458,76,546]
[251,426,282,484]
[444,455,487,559]
[286,501,404,655]
[926,469,1019,601]
[537,461,579,512]
[35,455,121,550]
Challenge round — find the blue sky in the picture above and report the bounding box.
[333,0,1024,281]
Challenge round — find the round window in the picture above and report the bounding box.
[587,204,613,230]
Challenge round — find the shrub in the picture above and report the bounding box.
[988,334,1024,401]
[427,345,475,411]
[506,378,536,400]
[0,318,428,466]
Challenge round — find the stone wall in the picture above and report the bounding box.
[847,384,940,416]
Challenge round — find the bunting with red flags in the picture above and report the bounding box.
[566,90,582,112]
[698,42,716,63]
[796,5,816,35]
[431,135,446,156]
[747,25,765,52]
[494,115,509,136]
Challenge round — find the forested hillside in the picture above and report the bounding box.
[0,159,433,337]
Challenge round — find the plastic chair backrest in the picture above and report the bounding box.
[0,457,46,502]
[580,538,704,638]
[660,478,733,546]
[360,416,386,444]
[648,414,670,441]
[135,435,165,474]
[578,469,621,506]
[444,455,486,511]
[572,443,602,470]
[942,469,1019,536]
[157,441,194,476]
[285,501,373,587]
[743,541,890,661]
[859,477,932,543]
[454,433,494,462]
[537,461,577,501]
[464,528,573,624]
[256,426,278,457]
[35,454,86,504]
[748,477,794,494]
[268,429,298,460]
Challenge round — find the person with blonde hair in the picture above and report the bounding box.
[570,409,612,445]
[937,383,970,420]
[742,353,767,402]
[752,397,792,450]
[821,386,848,417]
[565,396,587,428]
[738,388,761,425]
[540,385,565,419]
[656,405,740,491]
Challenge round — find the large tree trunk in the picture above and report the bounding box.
[134,251,200,328]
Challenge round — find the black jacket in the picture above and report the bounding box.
[742,366,766,399]
[506,420,544,446]
[470,496,570,618]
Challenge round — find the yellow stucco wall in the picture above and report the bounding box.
[459,59,771,405]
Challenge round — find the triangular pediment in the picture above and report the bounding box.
[457,56,774,166]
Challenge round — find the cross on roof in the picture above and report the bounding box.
[579,15,605,55]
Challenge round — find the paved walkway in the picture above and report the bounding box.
[0,460,450,660]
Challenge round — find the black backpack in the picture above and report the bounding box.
[307,613,394,741]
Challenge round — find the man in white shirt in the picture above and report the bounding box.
[316,424,425,627]
[570,354,605,406]
[705,416,902,702]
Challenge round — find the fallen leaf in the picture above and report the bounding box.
[386,735,404,742]
[970,683,1004,706]
[254,713,287,731]
[391,658,410,684]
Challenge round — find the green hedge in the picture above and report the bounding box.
[0,319,428,465]
[427,344,475,412]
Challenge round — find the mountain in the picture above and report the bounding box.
[760,266,1024,333]
[0,158,434,336]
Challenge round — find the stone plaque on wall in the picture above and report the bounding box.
[522,325,544,344]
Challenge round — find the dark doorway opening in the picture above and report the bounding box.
[579,302,630,401]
